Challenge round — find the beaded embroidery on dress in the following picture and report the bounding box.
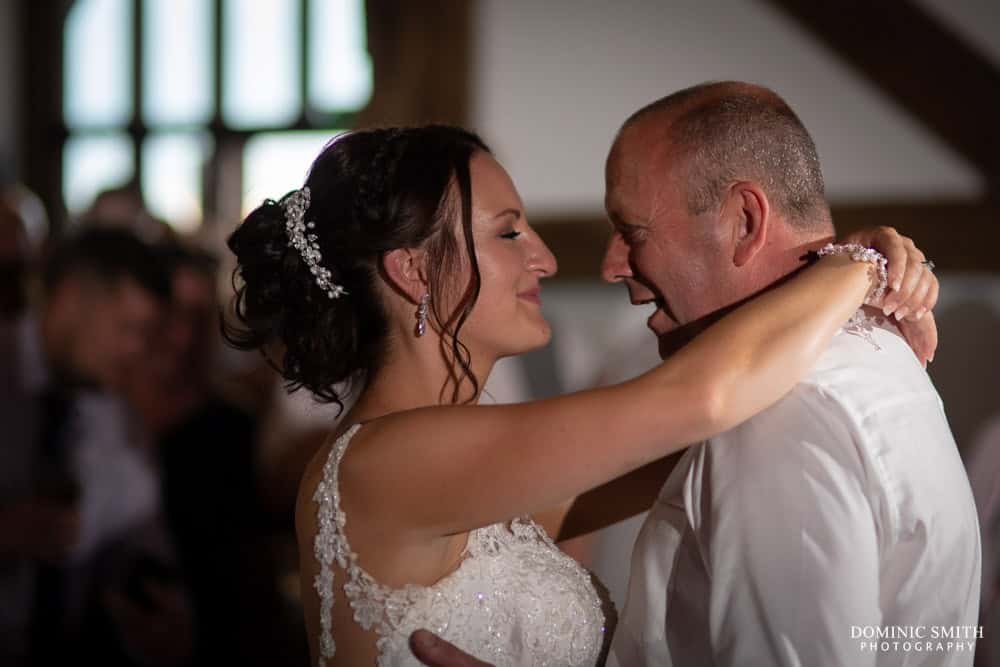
[313,424,609,667]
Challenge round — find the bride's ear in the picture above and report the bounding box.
[380,247,429,303]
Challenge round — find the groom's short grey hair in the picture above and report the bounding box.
[624,81,832,231]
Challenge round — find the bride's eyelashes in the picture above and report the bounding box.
[500,230,522,240]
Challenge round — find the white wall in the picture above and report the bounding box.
[470,0,992,218]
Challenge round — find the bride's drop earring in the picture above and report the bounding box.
[415,293,430,337]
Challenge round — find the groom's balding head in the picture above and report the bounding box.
[613,81,832,232]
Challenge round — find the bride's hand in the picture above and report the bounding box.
[841,226,938,365]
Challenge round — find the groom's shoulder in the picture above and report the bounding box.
[801,312,943,419]
[709,315,948,463]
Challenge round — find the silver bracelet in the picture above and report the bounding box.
[815,243,889,304]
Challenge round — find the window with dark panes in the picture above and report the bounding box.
[63,0,371,231]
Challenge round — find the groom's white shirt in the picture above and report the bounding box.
[610,310,981,666]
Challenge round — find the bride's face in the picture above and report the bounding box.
[445,152,558,360]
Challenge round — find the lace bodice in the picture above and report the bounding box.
[312,424,609,666]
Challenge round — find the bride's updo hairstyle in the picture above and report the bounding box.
[225,126,490,409]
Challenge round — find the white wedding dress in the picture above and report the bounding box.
[312,424,610,666]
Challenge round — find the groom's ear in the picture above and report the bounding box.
[724,181,770,268]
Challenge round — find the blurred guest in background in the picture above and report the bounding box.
[83,184,173,246]
[0,226,170,665]
[125,241,295,666]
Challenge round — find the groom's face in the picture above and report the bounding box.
[602,122,732,355]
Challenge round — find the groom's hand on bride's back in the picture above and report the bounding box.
[410,629,495,667]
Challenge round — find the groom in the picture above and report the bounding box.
[412,82,981,665]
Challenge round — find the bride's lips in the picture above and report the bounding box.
[518,287,541,305]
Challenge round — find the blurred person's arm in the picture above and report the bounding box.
[69,395,159,561]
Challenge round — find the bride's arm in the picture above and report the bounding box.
[343,254,874,538]
[535,230,939,541]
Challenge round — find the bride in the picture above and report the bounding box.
[224,126,935,666]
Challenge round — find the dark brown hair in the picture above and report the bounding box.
[224,126,490,410]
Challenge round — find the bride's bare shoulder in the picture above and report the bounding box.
[293,417,408,534]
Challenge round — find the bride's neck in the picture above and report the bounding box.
[348,334,495,424]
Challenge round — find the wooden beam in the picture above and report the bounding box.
[533,201,1000,281]
[359,0,471,127]
[531,216,611,282]
[826,201,1000,273]
[18,0,73,232]
[765,0,1000,192]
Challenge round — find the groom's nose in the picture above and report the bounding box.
[601,233,632,283]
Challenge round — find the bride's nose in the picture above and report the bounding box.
[526,230,558,278]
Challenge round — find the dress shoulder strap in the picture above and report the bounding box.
[312,423,362,666]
